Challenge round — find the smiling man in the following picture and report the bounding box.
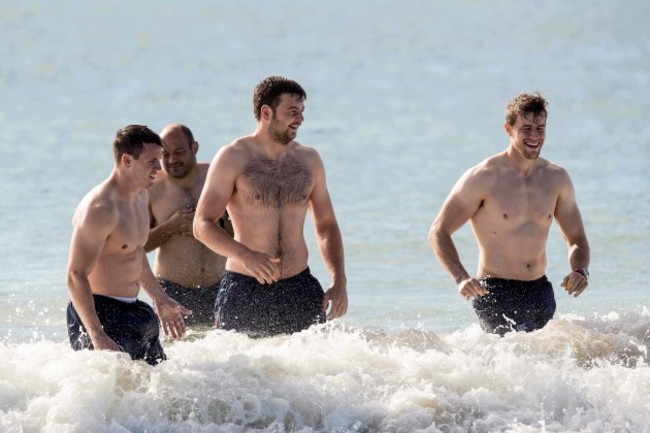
[146,123,232,327]
[428,93,590,336]
[194,76,348,337]
[66,125,190,365]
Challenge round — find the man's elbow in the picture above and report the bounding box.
[572,235,590,253]
[144,236,156,253]
[315,220,340,240]
[193,217,208,242]
[66,268,88,291]
[428,221,445,248]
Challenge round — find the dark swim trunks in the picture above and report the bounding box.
[472,275,556,336]
[159,278,221,326]
[66,295,166,366]
[215,267,326,338]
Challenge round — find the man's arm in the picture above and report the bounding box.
[194,145,280,284]
[144,191,195,253]
[137,254,191,338]
[66,201,122,352]
[554,170,590,297]
[309,152,347,318]
[428,169,489,299]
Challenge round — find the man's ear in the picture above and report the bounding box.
[191,141,199,155]
[261,104,273,121]
[121,153,132,168]
[504,122,512,136]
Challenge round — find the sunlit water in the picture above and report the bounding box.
[1,1,649,431]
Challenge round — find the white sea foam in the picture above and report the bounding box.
[1,314,648,432]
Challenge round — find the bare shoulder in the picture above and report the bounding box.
[73,183,119,229]
[220,136,254,158]
[542,159,570,177]
[291,142,323,168]
[458,154,501,188]
[211,137,256,170]
[538,159,573,187]
[195,162,211,180]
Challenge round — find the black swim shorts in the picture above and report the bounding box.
[66,294,166,365]
[472,275,556,336]
[215,267,326,337]
[159,278,220,326]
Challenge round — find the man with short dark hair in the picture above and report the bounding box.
[66,125,190,365]
[194,76,348,337]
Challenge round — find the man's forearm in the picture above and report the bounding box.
[67,272,106,340]
[317,225,346,284]
[429,229,471,284]
[144,223,170,253]
[568,239,590,271]
[194,218,251,263]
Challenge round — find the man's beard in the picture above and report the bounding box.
[269,117,295,145]
[166,162,192,178]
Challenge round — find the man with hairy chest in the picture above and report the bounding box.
[194,76,348,337]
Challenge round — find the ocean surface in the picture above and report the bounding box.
[1,1,649,432]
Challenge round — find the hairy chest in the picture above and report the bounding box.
[239,157,314,208]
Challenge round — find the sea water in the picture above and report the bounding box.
[1,1,649,431]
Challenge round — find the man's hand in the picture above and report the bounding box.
[166,206,195,237]
[155,298,192,339]
[457,278,489,300]
[90,331,123,352]
[561,271,588,297]
[323,282,348,319]
[242,250,281,284]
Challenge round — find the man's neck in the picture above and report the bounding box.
[109,169,141,200]
[251,129,292,159]
[504,147,537,175]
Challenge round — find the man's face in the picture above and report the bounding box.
[268,93,304,145]
[132,142,163,188]
[507,112,546,160]
[161,129,197,178]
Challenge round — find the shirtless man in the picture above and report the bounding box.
[429,93,590,336]
[66,125,190,365]
[146,123,232,326]
[194,76,348,337]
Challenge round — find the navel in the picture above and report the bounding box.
[121,244,127,250]
[503,213,508,219]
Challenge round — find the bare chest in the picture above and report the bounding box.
[107,199,150,253]
[151,182,203,222]
[239,157,313,208]
[482,176,558,225]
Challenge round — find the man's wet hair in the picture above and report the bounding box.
[505,92,548,126]
[253,76,306,121]
[113,125,163,163]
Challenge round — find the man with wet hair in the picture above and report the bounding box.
[66,125,190,365]
[429,93,590,336]
[194,76,348,337]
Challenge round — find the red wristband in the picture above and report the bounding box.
[574,267,589,280]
